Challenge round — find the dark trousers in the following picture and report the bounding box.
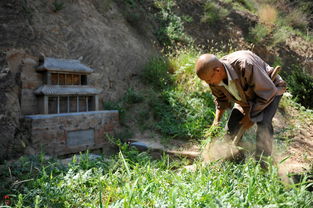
[226,96,282,159]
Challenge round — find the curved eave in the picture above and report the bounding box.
[36,57,94,74]
[34,85,102,96]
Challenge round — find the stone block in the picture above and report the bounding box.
[25,111,119,155]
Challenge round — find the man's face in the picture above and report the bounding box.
[199,67,225,85]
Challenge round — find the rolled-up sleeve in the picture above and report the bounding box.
[210,85,232,110]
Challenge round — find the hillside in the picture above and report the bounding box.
[1,0,313,207]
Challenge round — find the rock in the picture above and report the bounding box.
[129,141,149,151]
[0,50,30,162]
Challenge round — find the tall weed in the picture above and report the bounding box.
[142,50,216,139]
[2,150,313,207]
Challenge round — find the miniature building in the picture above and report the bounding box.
[20,56,119,156]
[34,57,101,114]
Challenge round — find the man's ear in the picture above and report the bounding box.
[214,67,221,72]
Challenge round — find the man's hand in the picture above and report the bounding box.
[240,114,254,129]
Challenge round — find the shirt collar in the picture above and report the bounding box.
[217,61,238,86]
[220,60,238,81]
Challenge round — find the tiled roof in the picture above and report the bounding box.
[34,85,101,95]
[36,57,94,73]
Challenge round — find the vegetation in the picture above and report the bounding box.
[104,88,144,125]
[141,50,218,139]
[1,144,312,207]
[2,0,313,207]
[248,1,312,47]
[283,66,313,109]
[153,0,193,47]
[51,0,65,13]
[201,1,230,24]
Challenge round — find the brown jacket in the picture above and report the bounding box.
[210,50,286,122]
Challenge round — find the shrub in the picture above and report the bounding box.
[284,9,309,31]
[154,0,193,46]
[142,51,216,139]
[258,4,277,27]
[141,56,172,89]
[201,1,230,24]
[52,0,65,12]
[284,67,313,109]
[248,23,271,44]
[124,88,144,104]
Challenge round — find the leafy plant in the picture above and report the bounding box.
[124,88,144,104]
[248,23,272,44]
[52,0,65,12]
[141,56,172,89]
[201,1,230,24]
[154,0,193,46]
[2,149,313,207]
[283,66,313,109]
[142,51,216,139]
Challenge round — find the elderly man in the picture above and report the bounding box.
[195,50,286,161]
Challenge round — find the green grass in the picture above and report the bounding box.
[1,145,312,207]
[140,50,219,140]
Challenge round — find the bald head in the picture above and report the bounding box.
[195,54,223,78]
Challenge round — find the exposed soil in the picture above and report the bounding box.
[273,103,313,174]
[130,96,313,177]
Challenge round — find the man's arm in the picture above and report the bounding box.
[243,61,277,122]
[209,85,230,126]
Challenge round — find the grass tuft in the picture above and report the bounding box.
[1,147,313,207]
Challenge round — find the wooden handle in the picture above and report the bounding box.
[232,126,246,145]
[271,66,281,81]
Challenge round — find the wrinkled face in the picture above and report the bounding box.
[199,66,226,85]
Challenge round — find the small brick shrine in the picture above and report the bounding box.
[23,56,119,156]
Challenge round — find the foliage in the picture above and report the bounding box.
[103,88,144,125]
[153,0,193,47]
[52,0,65,12]
[120,0,144,27]
[201,1,230,24]
[1,147,313,207]
[248,0,313,47]
[141,50,217,139]
[221,0,256,13]
[124,88,144,104]
[283,66,313,109]
[141,56,173,90]
[258,4,277,26]
[248,23,272,44]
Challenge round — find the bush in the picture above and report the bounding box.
[51,0,65,12]
[258,4,277,26]
[248,23,271,44]
[154,0,193,46]
[142,51,216,139]
[284,67,313,109]
[201,1,230,24]
[141,56,173,89]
